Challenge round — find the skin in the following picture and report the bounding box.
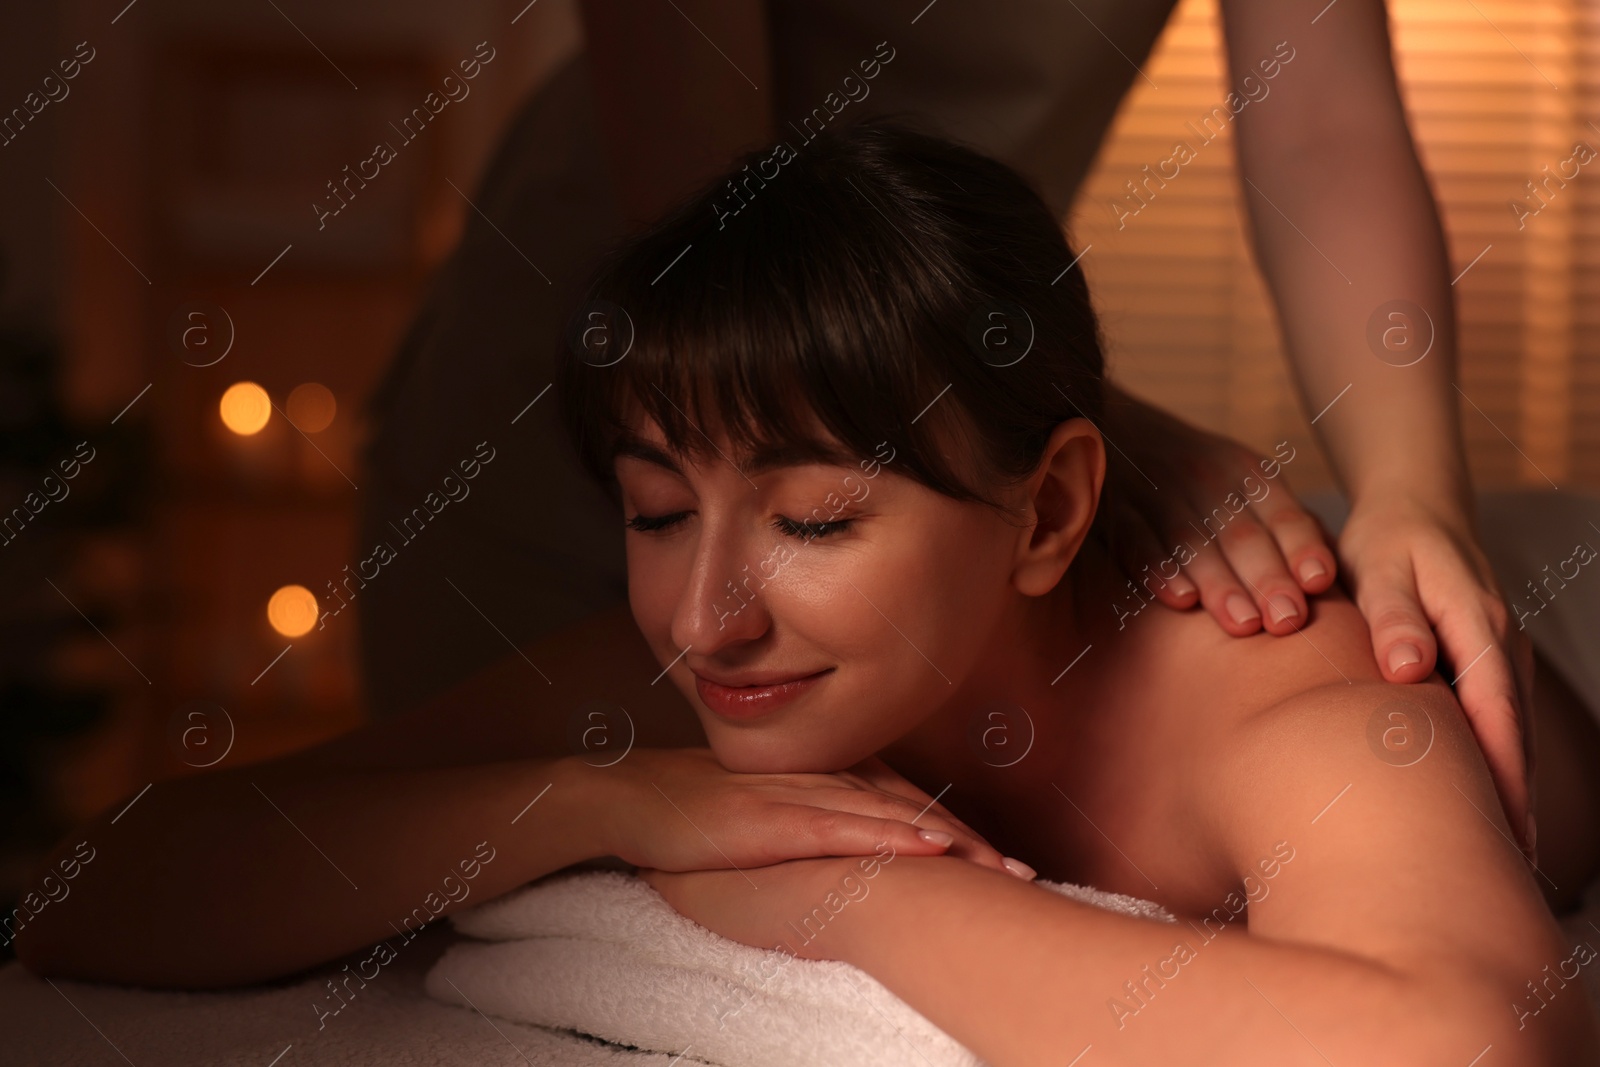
[578,0,1534,852]
[621,411,1599,1065]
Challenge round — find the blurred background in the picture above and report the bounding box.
[1,0,1597,949]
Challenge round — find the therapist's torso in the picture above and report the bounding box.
[765,0,1181,214]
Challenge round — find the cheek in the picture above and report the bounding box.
[722,516,1014,771]
[626,541,685,649]
[846,512,1016,682]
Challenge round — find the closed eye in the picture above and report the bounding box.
[624,512,855,539]
[773,515,853,540]
[625,511,690,533]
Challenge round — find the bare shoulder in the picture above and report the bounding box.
[1195,666,1600,1057]
[1192,658,1588,1023]
[1187,590,1510,893]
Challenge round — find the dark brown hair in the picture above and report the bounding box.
[556,115,1105,510]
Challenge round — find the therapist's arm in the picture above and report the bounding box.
[1217,0,1533,852]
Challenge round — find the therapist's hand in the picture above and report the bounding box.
[1100,386,1534,861]
[1337,488,1535,860]
[1099,384,1338,636]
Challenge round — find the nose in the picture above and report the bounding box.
[670,511,773,657]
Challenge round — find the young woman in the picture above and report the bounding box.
[17,118,1598,1064]
[551,118,1600,1064]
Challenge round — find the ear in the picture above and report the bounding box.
[1011,418,1105,597]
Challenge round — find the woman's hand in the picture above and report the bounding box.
[1337,489,1536,858]
[591,749,1013,876]
[1099,385,1337,635]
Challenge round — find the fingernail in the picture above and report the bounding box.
[918,829,954,847]
[1001,856,1037,881]
[1268,595,1300,624]
[1225,593,1260,625]
[1298,559,1327,584]
[1387,643,1422,674]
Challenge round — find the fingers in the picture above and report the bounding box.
[1190,492,1335,635]
[841,757,1004,859]
[1250,489,1338,595]
[796,805,1012,875]
[803,759,1012,873]
[1175,505,1335,633]
[1445,637,1532,860]
[1430,580,1534,859]
[1333,498,1536,861]
[1350,561,1439,683]
[1181,538,1264,636]
[1512,630,1538,861]
[1122,510,1200,609]
[1211,518,1308,635]
[1099,421,1338,636]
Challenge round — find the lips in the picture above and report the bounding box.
[692,667,832,720]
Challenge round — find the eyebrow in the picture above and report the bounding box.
[611,435,860,477]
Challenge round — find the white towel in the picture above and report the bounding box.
[425,868,1173,1067]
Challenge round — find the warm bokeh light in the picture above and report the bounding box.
[286,382,337,433]
[219,382,272,435]
[267,584,319,638]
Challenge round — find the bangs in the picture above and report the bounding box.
[557,116,1104,505]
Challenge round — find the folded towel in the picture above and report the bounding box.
[424,868,1173,1067]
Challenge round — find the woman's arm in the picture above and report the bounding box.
[12,755,600,989]
[650,677,1595,1066]
[9,606,675,987]
[832,680,1592,1067]
[13,605,1002,987]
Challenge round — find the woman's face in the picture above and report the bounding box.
[615,414,1028,773]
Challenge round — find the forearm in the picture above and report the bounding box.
[838,857,1481,1067]
[1242,136,1469,512]
[1224,4,1472,516]
[14,755,605,988]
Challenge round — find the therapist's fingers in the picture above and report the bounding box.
[1250,488,1339,595]
[1432,589,1535,861]
[1443,631,1532,860]
[1210,516,1308,635]
[1193,487,1337,636]
[1181,537,1264,636]
[1349,560,1439,683]
[1123,509,1199,609]
[1177,490,1338,636]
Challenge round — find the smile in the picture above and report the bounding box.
[692,668,833,720]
